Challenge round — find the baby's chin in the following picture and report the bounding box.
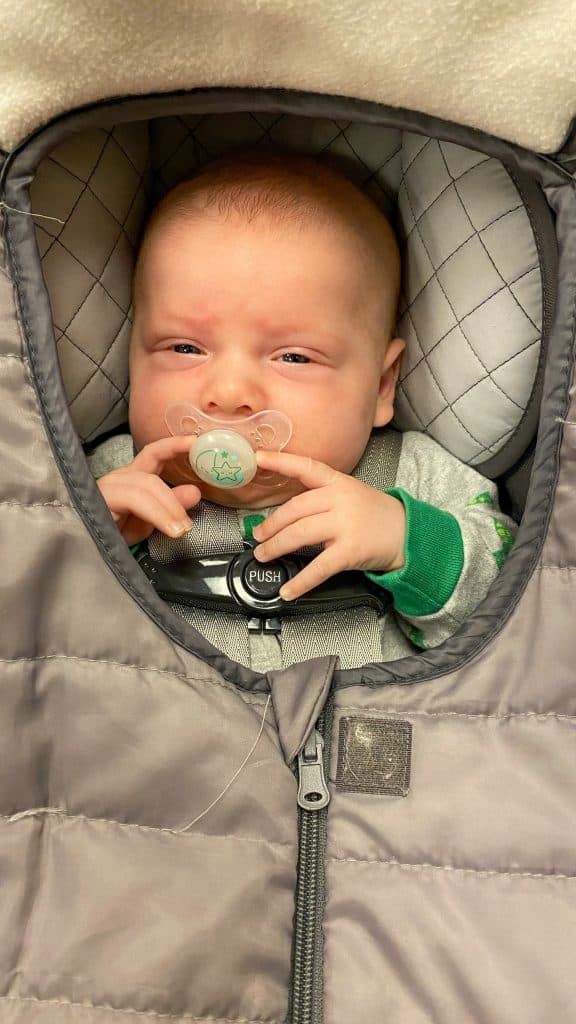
[198,478,304,509]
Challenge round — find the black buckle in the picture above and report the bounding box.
[227,547,301,613]
[137,547,390,633]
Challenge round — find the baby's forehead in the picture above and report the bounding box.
[148,159,396,250]
[135,167,401,329]
[146,193,398,274]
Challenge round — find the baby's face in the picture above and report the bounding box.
[129,212,403,508]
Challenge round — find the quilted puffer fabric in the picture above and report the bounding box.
[2,179,576,1019]
[2,92,576,1023]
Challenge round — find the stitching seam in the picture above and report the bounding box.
[335,706,576,722]
[1,807,292,850]
[0,654,267,702]
[330,856,576,881]
[0,500,73,509]
[0,995,275,1024]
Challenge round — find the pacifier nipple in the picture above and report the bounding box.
[165,403,293,491]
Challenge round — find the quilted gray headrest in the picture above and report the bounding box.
[31,114,543,474]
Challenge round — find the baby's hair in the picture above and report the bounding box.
[134,149,401,336]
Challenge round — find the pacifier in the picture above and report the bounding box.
[165,403,293,490]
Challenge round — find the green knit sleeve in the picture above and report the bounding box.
[365,488,464,617]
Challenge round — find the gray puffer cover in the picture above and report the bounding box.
[1,103,576,1024]
[2,226,576,1024]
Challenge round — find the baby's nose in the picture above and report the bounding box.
[202,364,262,417]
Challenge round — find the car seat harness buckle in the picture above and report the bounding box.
[136,546,390,635]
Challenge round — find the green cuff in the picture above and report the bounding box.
[242,514,266,542]
[366,488,464,617]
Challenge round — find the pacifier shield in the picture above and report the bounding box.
[189,429,257,489]
[165,402,293,491]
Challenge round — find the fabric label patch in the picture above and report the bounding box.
[336,716,412,796]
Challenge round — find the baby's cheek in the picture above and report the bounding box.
[129,401,166,450]
[310,436,360,474]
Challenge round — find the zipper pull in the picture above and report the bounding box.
[297,729,330,810]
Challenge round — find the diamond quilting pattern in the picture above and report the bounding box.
[396,134,542,466]
[31,115,542,470]
[150,112,401,213]
[31,123,150,441]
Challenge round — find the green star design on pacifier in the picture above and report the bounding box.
[190,433,256,489]
[211,451,244,485]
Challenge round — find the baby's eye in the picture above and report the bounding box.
[279,352,311,364]
[173,343,202,355]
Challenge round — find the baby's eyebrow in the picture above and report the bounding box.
[265,324,347,345]
[161,312,216,331]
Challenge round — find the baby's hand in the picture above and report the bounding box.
[96,436,202,546]
[252,450,406,601]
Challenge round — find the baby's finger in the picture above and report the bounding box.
[171,483,203,512]
[252,488,331,542]
[254,512,333,563]
[100,474,194,537]
[131,435,197,476]
[256,449,340,489]
[279,549,341,601]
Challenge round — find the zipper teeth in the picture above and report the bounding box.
[291,701,333,1024]
[310,810,329,1024]
[292,809,320,1024]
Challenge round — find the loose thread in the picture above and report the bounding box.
[7,806,60,823]
[0,201,65,225]
[178,694,272,832]
[6,695,273,834]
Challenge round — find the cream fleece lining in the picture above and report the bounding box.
[0,0,575,153]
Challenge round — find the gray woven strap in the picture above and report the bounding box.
[353,427,403,490]
[148,429,403,669]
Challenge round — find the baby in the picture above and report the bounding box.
[89,151,516,665]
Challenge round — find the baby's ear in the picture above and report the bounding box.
[373,337,405,428]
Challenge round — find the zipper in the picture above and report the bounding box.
[297,729,330,811]
[290,711,332,1024]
